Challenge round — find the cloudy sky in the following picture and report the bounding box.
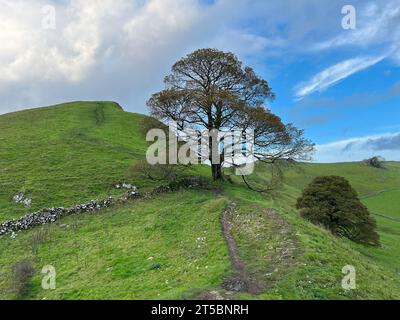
[1,0,400,162]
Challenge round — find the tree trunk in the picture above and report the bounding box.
[212,163,222,181]
[209,128,223,181]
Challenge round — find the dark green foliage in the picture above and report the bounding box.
[363,156,385,169]
[296,176,380,246]
[149,263,161,270]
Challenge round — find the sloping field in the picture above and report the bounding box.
[0,101,148,221]
[1,102,399,300]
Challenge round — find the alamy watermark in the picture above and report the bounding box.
[41,5,56,30]
[342,5,357,30]
[40,4,356,31]
[146,122,255,175]
[341,265,356,290]
[41,265,56,290]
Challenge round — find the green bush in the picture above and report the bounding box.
[296,176,380,246]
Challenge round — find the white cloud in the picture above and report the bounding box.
[313,1,400,51]
[0,0,399,114]
[0,0,112,84]
[294,55,386,99]
[294,0,400,99]
[0,0,214,112]
[314,132,400,163]
[0,0,285,114]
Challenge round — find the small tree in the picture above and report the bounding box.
[363,156,385,169]
[296,176,380,246]
[147,48,313,182]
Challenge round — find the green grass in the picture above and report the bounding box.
[230,160,400,275]
[0,190,230,299]
[278,162,400,274]
[282,162,400,197]
[1,102,400,300]
[0,101,148,221]
[222,185,400,300]
[359,190,400,273]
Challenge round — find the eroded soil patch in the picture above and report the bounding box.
[200,202,298,299]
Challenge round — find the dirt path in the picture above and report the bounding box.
[220,202,264,294]
[198,201,298,300]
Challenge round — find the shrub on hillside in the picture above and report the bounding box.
[363,156,385,169]
[129,160,189,183]
[296,176,380,246]
[11,260,35,299]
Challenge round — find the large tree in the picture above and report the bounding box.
[147,48,313,182]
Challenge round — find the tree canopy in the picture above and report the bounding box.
[296,176,380,246]
[147,48,314,181]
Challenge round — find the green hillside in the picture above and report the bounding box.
[280,162,400,273]
[361,189,400,272]
[0,191,230,299]
[0,101,148,221]
[0,102,399,300]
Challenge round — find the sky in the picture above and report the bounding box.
[0,0,399,162]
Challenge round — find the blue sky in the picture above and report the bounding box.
[270,50,400,141]
[0,0,399,162]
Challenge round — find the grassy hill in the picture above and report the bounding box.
[0,101,148,221]
[0,102,399,300]
[280,162,400,274]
